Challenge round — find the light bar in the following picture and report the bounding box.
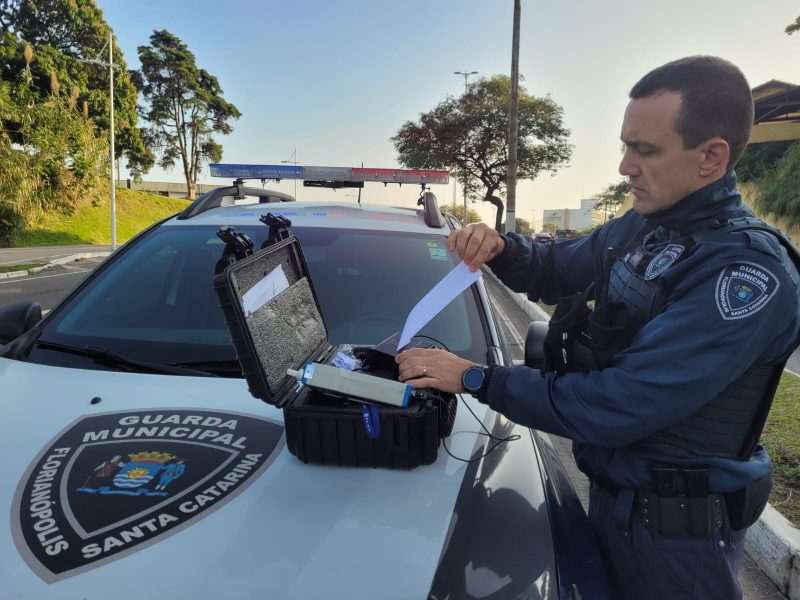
[209,164,302,179]
[209,164,449,185]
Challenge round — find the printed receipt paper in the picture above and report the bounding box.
[397,261,482,350]
[242,264,290,316]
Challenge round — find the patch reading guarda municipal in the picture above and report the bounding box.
[12,409,284,582]
[716,261,779,320]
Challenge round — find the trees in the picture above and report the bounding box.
[0,56,107,244]
[754,142,800,230]
[503,216,533,235]
[593,179,630,222]
[751,14,800,230]
[393,75,571,232]
[0,0,152,177]
[444,204,481,226]
[137,30,241,200]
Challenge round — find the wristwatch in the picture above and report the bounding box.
[461,365,487,396]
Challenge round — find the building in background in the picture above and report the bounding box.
[541,198,599,232]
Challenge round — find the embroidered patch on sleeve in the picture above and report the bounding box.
[715,261,780,320]
[645,244,685,280]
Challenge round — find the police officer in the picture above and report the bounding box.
[396,56,800,599]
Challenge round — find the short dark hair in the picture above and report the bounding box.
[630,56,753,170]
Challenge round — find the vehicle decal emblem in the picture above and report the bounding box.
[715,261,779,320]
[12,409,285,583]
[644,244,684,280]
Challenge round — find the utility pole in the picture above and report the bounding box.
[454,70,478,224]
[506,0,521,234]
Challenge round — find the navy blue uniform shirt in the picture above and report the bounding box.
[483,172,800,492]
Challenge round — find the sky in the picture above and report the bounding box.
[97,0,800,228]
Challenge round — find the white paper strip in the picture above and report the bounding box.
[242,264,290,316]
[397,261,482,350]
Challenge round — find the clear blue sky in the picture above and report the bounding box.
[97,0,800,226]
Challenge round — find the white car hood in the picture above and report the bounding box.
[0,357,491,599]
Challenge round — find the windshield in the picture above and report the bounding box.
[28,224,489,372]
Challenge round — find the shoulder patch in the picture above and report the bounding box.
[645,244,685,280]
[715,261,780,320]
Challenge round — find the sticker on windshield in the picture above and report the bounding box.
[12,409,284,583]
[429,248,448,260]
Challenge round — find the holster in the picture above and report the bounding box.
[542,292,593,375]
[586,301,631,370]
[724,473,772,530]
[543,295,632,375]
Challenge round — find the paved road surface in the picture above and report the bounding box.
[0,253,790,599]
[0,244,112,266]
[0,257,104,311]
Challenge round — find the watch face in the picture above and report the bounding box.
[462,366,485,392]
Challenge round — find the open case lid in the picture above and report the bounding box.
[216,234,329,407]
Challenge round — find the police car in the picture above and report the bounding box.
[0,164,610,599]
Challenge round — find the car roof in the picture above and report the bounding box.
[164,199,452,235]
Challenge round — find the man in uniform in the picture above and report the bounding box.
[396,56,800,599]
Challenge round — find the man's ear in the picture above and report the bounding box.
[698,138,730,177]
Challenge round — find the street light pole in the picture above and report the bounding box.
[506,0,521,234]
[454,70,477,224]
[109,33,116,251]
[78,32,118,250]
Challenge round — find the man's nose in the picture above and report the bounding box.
[619,150,639,177]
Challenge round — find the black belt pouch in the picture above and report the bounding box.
[725,473,772,530]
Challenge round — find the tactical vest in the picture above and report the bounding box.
[605,218,800,460]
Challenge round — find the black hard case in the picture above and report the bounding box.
[213,234,453,469]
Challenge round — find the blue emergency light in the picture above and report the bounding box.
[209,164,302,180]
[209,164,449,185]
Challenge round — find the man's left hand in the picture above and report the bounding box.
[396,348,473,393]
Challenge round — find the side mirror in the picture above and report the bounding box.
[524,321,548,369]
[0,301,42,345]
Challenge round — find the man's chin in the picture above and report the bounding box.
[632,195,653,215]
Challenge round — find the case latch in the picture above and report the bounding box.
[260,213,293,246]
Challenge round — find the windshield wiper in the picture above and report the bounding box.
[33,340,217,377]
[170,359,243,377]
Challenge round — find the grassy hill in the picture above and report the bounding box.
[12,188,191,247]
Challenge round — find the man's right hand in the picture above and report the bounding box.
[448,223,505,272]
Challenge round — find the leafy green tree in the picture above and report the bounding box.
[594,179,630,222]
[0,0,152,177]
[736,141,795,182]
[393,75,571,232]
[786,15,800,35]
[137,30,241,199]
[0,60,107,244]
[443,203,481,226]
[754,142,800,230]
[502,217,533,235]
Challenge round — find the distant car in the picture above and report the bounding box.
[0,166,610,598]
[533,232,555,243]
[555,228,578,239]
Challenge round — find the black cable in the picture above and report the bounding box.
[442,394,520,463]
[409,334,449,350]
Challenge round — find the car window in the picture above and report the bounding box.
[30,224,489,372]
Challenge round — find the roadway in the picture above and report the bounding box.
[0,252,790,599]
[0,244,113,267]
